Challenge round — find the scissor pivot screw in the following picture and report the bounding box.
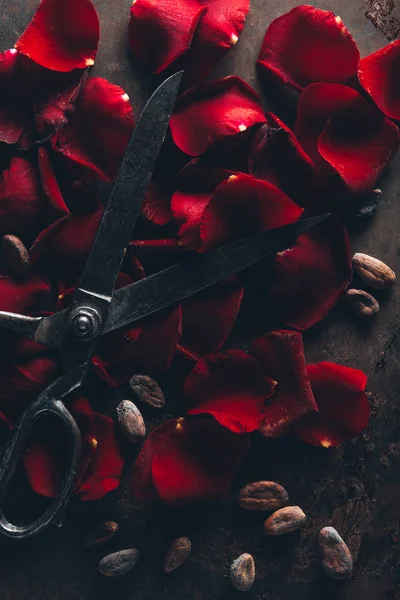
[70,307,101,340]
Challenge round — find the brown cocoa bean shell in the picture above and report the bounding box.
[129,374,165,408]
[352,253,395,290]
[238,481,289,511]
[230,553,255,592]
[2,234,31,276]
[319,526,353,580]
[164,536,191,573]
[98,549,140,577]
[84,521,118,548]
[116,400,146,442]
[346,288,379,318]
[263,506,306,535]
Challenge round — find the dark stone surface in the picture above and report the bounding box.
[1,1,400,599]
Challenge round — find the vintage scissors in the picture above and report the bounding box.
[0,71,327,539]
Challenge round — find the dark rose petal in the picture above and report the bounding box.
[269,218,352,331]
[132,417,250,504]
[0,273,51,314]
[180,276,243,353]
[93,305,182,387]
[186,0,249,82]
[358,41,400,121]
[170,77,266,156]
[185,350,275,433]
[172,165,234,250]
[295,83,400,194]
[141,182,173,225]
[15,0,99,72]
[199,173,303,252]
[23,395,95,498]
[295,362,369,447]
[51,77,134,181]
[128,0,205,74]
[257,6,359,91]
[0,50,27,145]
[78,413,124,500]
[250,330,317,437]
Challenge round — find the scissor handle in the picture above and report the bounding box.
[0,370,84,539]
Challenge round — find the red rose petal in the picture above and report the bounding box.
[0,273,51,315]
[358,41,400,121]
[132,417,250,504]
[15,0,99,72]
[0,50,27,145]
[180,276,243,353]
[185,350,275,433]
[295,83,400,194]
[186,0,249,82]
[172,165,233,250]
[199,173,303,252]
[257,6,359,91]
[250,331,317,437]
[94,305,182,386]
[78,413,124,500]
[23,395,95,498]
[141,182,173,226]
[51,77,134,181]
[128,0,205,74]
[295,362,369,447]
[269,218,352,331]
[170,77,266,156]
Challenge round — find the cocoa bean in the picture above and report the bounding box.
[85,520,118,548]
[116,400,146,442]
[263,506,306,535]
[2,235,30,276]
[319,526,353,580]
[346,288,379,318]
[164,536,191,573]
[352,253,395,289]
[238,481,289,511]
[230,553,255,592]
[129,375,165,408]
[98,549,140,577]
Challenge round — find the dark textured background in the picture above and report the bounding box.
[1,0,400,598]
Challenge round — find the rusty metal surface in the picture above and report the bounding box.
[1,0,400,598]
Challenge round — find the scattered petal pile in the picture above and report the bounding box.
[1,1,390,506]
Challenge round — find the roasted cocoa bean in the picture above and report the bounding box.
[164,536,191,572]
[238,481,289,511]
[352,253,395,289]
[319,526,353,580]
[2,234,30,276]
[263,506,306,535]
[230,553,255,591]
[98,549,140,577]
[116,400,146,442]
[346,288,379,318]
[85,520,118,548]
[129,374,165,408]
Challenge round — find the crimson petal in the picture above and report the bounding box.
[295,83,400,194]
[180,276,243,353]
[129,0,205,74]
[250,331,317,437]
[132,418,250,504]
[0,50,27,145]
[185,350,275,433]
[51,77,134,181]
[295,362,369,447]
[142,182,173,226]
[358,41,400,121]
[15,0,99,72]
[199,173,303,252]
[268,218,352,331]
[257,6,359,91]
[170,77,266,156]
[186,0,249,82]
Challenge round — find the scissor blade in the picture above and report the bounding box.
[76,71,183,299]
[103,215,329,334]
